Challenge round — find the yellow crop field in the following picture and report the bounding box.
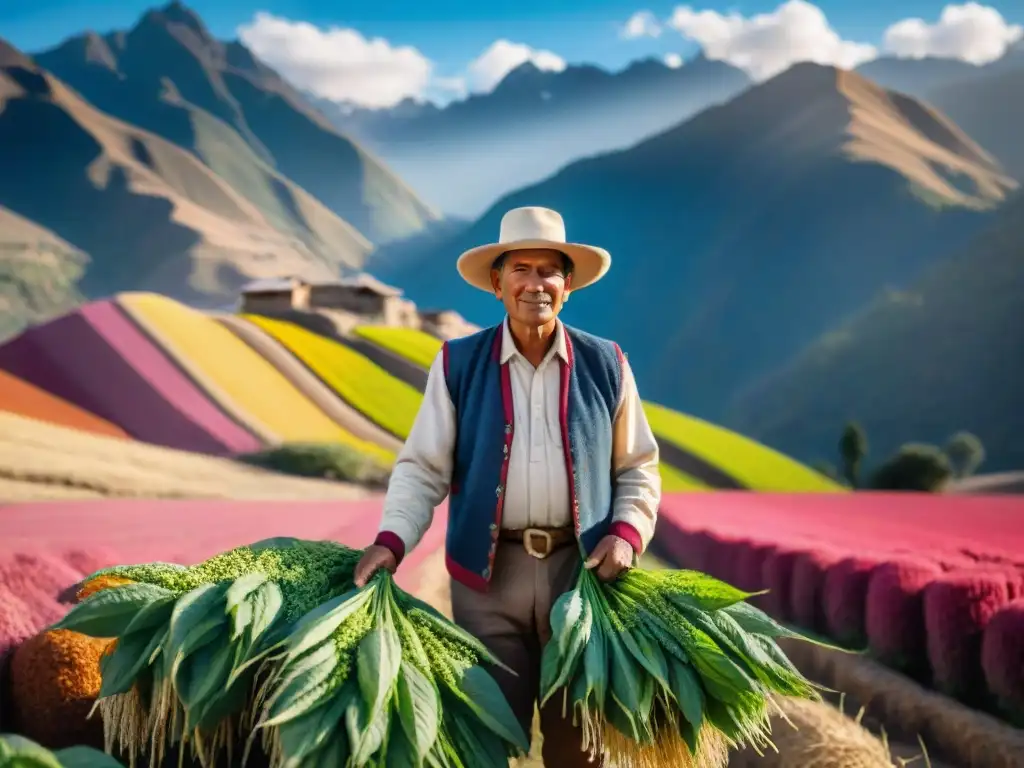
[117,293,394,464]
[642,401,844,492]
[353,325,443,369]
[659,463,711,492]
[244,315,423,440]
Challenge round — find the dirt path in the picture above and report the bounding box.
[0,412,370,501]
[215,314,404,454]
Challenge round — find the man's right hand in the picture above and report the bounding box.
[353,545,398,587]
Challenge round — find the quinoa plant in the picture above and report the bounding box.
[540,567,840,768]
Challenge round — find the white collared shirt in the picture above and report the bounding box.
[379,318,661,555]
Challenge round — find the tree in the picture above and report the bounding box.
[869,443,953,491]
[944,431,985,479]
[838,421,868,488]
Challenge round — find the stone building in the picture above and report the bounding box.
[239,274,419,328]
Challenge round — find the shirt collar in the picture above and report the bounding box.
[500,316,569,365]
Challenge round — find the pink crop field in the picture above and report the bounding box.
[655,491,1024,720]
[1,492,1023,727]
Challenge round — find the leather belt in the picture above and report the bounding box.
[500,526,574,559]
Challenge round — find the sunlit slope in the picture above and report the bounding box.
[0,369,128,440]
[116,293,395,463]
[353,326,443,370]
[243,316,423,440]
[349,323,841,492]
[643,402,844,492]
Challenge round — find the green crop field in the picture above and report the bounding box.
[643,402,845,492]
[353,325,443,369]
[244,315,424,440]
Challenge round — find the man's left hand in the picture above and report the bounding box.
[583,535,634,582]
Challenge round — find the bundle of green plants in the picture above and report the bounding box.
[541,566,837,768]
[53,539,527,768]
[0,734,123,767]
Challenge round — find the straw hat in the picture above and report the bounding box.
[456,207,611,293]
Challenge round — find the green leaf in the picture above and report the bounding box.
[540,593,592,705]
[180,635,237,729]
[447,702,515,767]
[0,735,63,768]
[448,666,529,751]
[225,572,269,613]
[98,626,168,698]
[395,661,440,761]
[283,587,373,663]
[264,643,340,726]
[304,727,348,768]
[246,581,283,649]
[605,692,646,744]
[122,596,176,635]
[384,720,419,768]
[356,612,401,717]
[582,623,608,712]
[549,587,585,657]
[607,629,643,714]
[347,696,390,765]
[53,745,125,768]
[666,657,704,733]
[162,582,229,678]
[275,681,355,766]
[52,583,174,637]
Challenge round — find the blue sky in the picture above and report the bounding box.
[3,0,1022,106]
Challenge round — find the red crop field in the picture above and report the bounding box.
[654,491,1024,722]
[1,492,1022,733]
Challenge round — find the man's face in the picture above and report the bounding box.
[491,248,572,328]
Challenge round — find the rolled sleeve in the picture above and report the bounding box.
[377,351,455,561]
[610,356,661,554]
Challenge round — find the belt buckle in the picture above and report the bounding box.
[523,528,553,559]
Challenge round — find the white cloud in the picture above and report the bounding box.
[237,12,432,108]
[666,0,877,81]
[882,3,1023,65]
[664,53,684,68]
[465,39,566,93]
[622,10,662,39]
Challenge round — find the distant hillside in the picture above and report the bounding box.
[727,191,1024,473]
[929,64,1024,181]
[855,56,984,98]
[376,64,1017,423]
[321,55,751,216]
[33,1,438,243]
[0,207,87,341]
[0,43,352,315]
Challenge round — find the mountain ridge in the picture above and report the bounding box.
[371,63,1015,426]
[33,1,439,244]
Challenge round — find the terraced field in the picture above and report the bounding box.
[0,294,842,497]
[244,315,424,440]
[346,323,843,493]
[117,293,394,463]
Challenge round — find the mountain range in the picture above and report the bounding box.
[370,62,1021,470]
[2,1,1022,473]
[317,55,753,216]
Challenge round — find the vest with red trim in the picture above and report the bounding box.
[441,321,623,591]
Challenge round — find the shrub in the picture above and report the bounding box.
[761,546,805,622]
[866,558,942,678]
[868,443,952,491]
[790,549,843,634]
[981,600,1024,725]
[237,441,391,488]
[924,571,1011,704]
[823,556,883,648]
[9,629,108,749]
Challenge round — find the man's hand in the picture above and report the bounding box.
[583,535,634,582]
[353,545,398,587]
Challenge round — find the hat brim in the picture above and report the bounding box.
[456,239,611,293]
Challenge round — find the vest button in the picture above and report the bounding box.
[489,522,497,531]
[495,484,503,496]
[504,423,512,434]
[482,567,491,578]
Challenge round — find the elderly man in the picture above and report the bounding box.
[354,206,661,766]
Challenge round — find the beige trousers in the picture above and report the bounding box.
[450,541,605,767]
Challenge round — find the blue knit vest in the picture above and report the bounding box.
[442,321,623,591]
